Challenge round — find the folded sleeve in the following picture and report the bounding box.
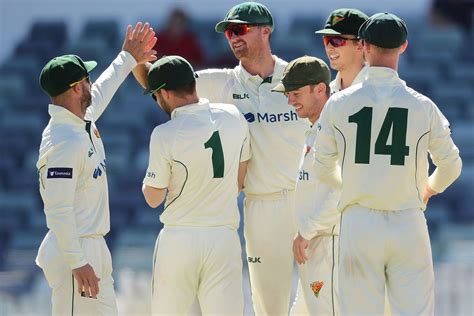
[143,127,172,189]
[427,103,462,193]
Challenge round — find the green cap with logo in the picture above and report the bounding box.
[215,2,274,33]
[39,55,97,98]
[144,55,198,95]
[358,12,408,48]
[272,56,331,93]
[315,8,368,36]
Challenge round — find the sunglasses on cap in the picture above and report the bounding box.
[224,24,253,39]
[323,36,359,48]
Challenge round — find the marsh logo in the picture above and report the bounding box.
[243,110,298,123]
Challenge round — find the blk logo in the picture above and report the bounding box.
[244,112,255,123]
[233,93,249,100]
[248,257,261,263]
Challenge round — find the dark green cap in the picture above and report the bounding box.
[39,55,97,98]
[144,55,198,95]
[315,8,368,36]
[215,2,274,33]
[358,12,408,48]
[272,56,331,93]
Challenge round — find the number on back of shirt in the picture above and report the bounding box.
[349,107,409,165]
[204,131,225,178]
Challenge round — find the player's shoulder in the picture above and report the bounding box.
[327,83,362,106]
[197,67,235,82]
[210,102,241,116]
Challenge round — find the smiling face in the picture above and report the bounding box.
[225,24,271,62]
[323,35,364,71]
[285,84,325,123]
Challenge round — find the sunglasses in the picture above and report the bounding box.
[323,36,359,48]
[225,24,253,39]
[69,76,90,87]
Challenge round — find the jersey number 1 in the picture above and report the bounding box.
[349,107,409,165]
[204,131,225,178]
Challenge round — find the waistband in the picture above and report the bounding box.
[245,189,294,201]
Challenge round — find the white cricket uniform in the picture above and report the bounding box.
[144,99,250,315]
[291,67,367,316]
[329,65,368,94]
[290,123,340,316]
[314,67,462,315]
[35,51,136,315]
[196,57,309,315]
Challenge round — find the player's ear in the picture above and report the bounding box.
[399,40,408,55]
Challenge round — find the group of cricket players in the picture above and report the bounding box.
[35,1,462,315]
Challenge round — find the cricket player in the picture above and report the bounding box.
[314,13,462,315]
[35,23,157,315]
[272,56,340,315]
[133,3,308,315]
[141,55,250,315]
[315,8,369,94]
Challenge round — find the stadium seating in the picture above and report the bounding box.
[0,14,472,314]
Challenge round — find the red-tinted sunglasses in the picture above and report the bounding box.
[323,36,359,48]
[225,24,253,39]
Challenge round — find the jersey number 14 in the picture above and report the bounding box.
[349,107,409,166]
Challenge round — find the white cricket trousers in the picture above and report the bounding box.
[291,234,339,316]
[151,226,244,315]
[244,191,297,316]
[339,205,434,316]
[36,231,117,315]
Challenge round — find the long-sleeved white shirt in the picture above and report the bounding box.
[36,51,136,269]
[294,123,340,240]
[314,66,462,212]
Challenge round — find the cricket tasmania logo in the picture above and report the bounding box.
[310,281,324,297]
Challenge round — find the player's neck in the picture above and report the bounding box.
[52,96,85,120]
[339,62,365,90]
[240,52,275,79]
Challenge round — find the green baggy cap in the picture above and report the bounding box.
[315,8,368,37]
[358,12,408,48]
[144,55,198,95]
[272,56,331,93]
[39,55,97,98]
[215,2,274,33]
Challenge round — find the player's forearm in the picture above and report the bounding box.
[238,160,249,192]
[88,51,137,120]
[132,62,152,90]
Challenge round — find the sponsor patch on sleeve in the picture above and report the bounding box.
[47,167,73,179]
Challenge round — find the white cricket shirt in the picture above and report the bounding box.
[294,123,340,240]
[330,65,368,94]
[36,51,137,269]
[143,99,250,229]
[196,57,309,195]
[314,67,462,212]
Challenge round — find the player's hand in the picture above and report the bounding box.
[293,233,309,264]
[423,184,438,204]
[122,22,158,65]
[72,264,100,299]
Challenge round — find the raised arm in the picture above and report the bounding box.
[86,22,157,121]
